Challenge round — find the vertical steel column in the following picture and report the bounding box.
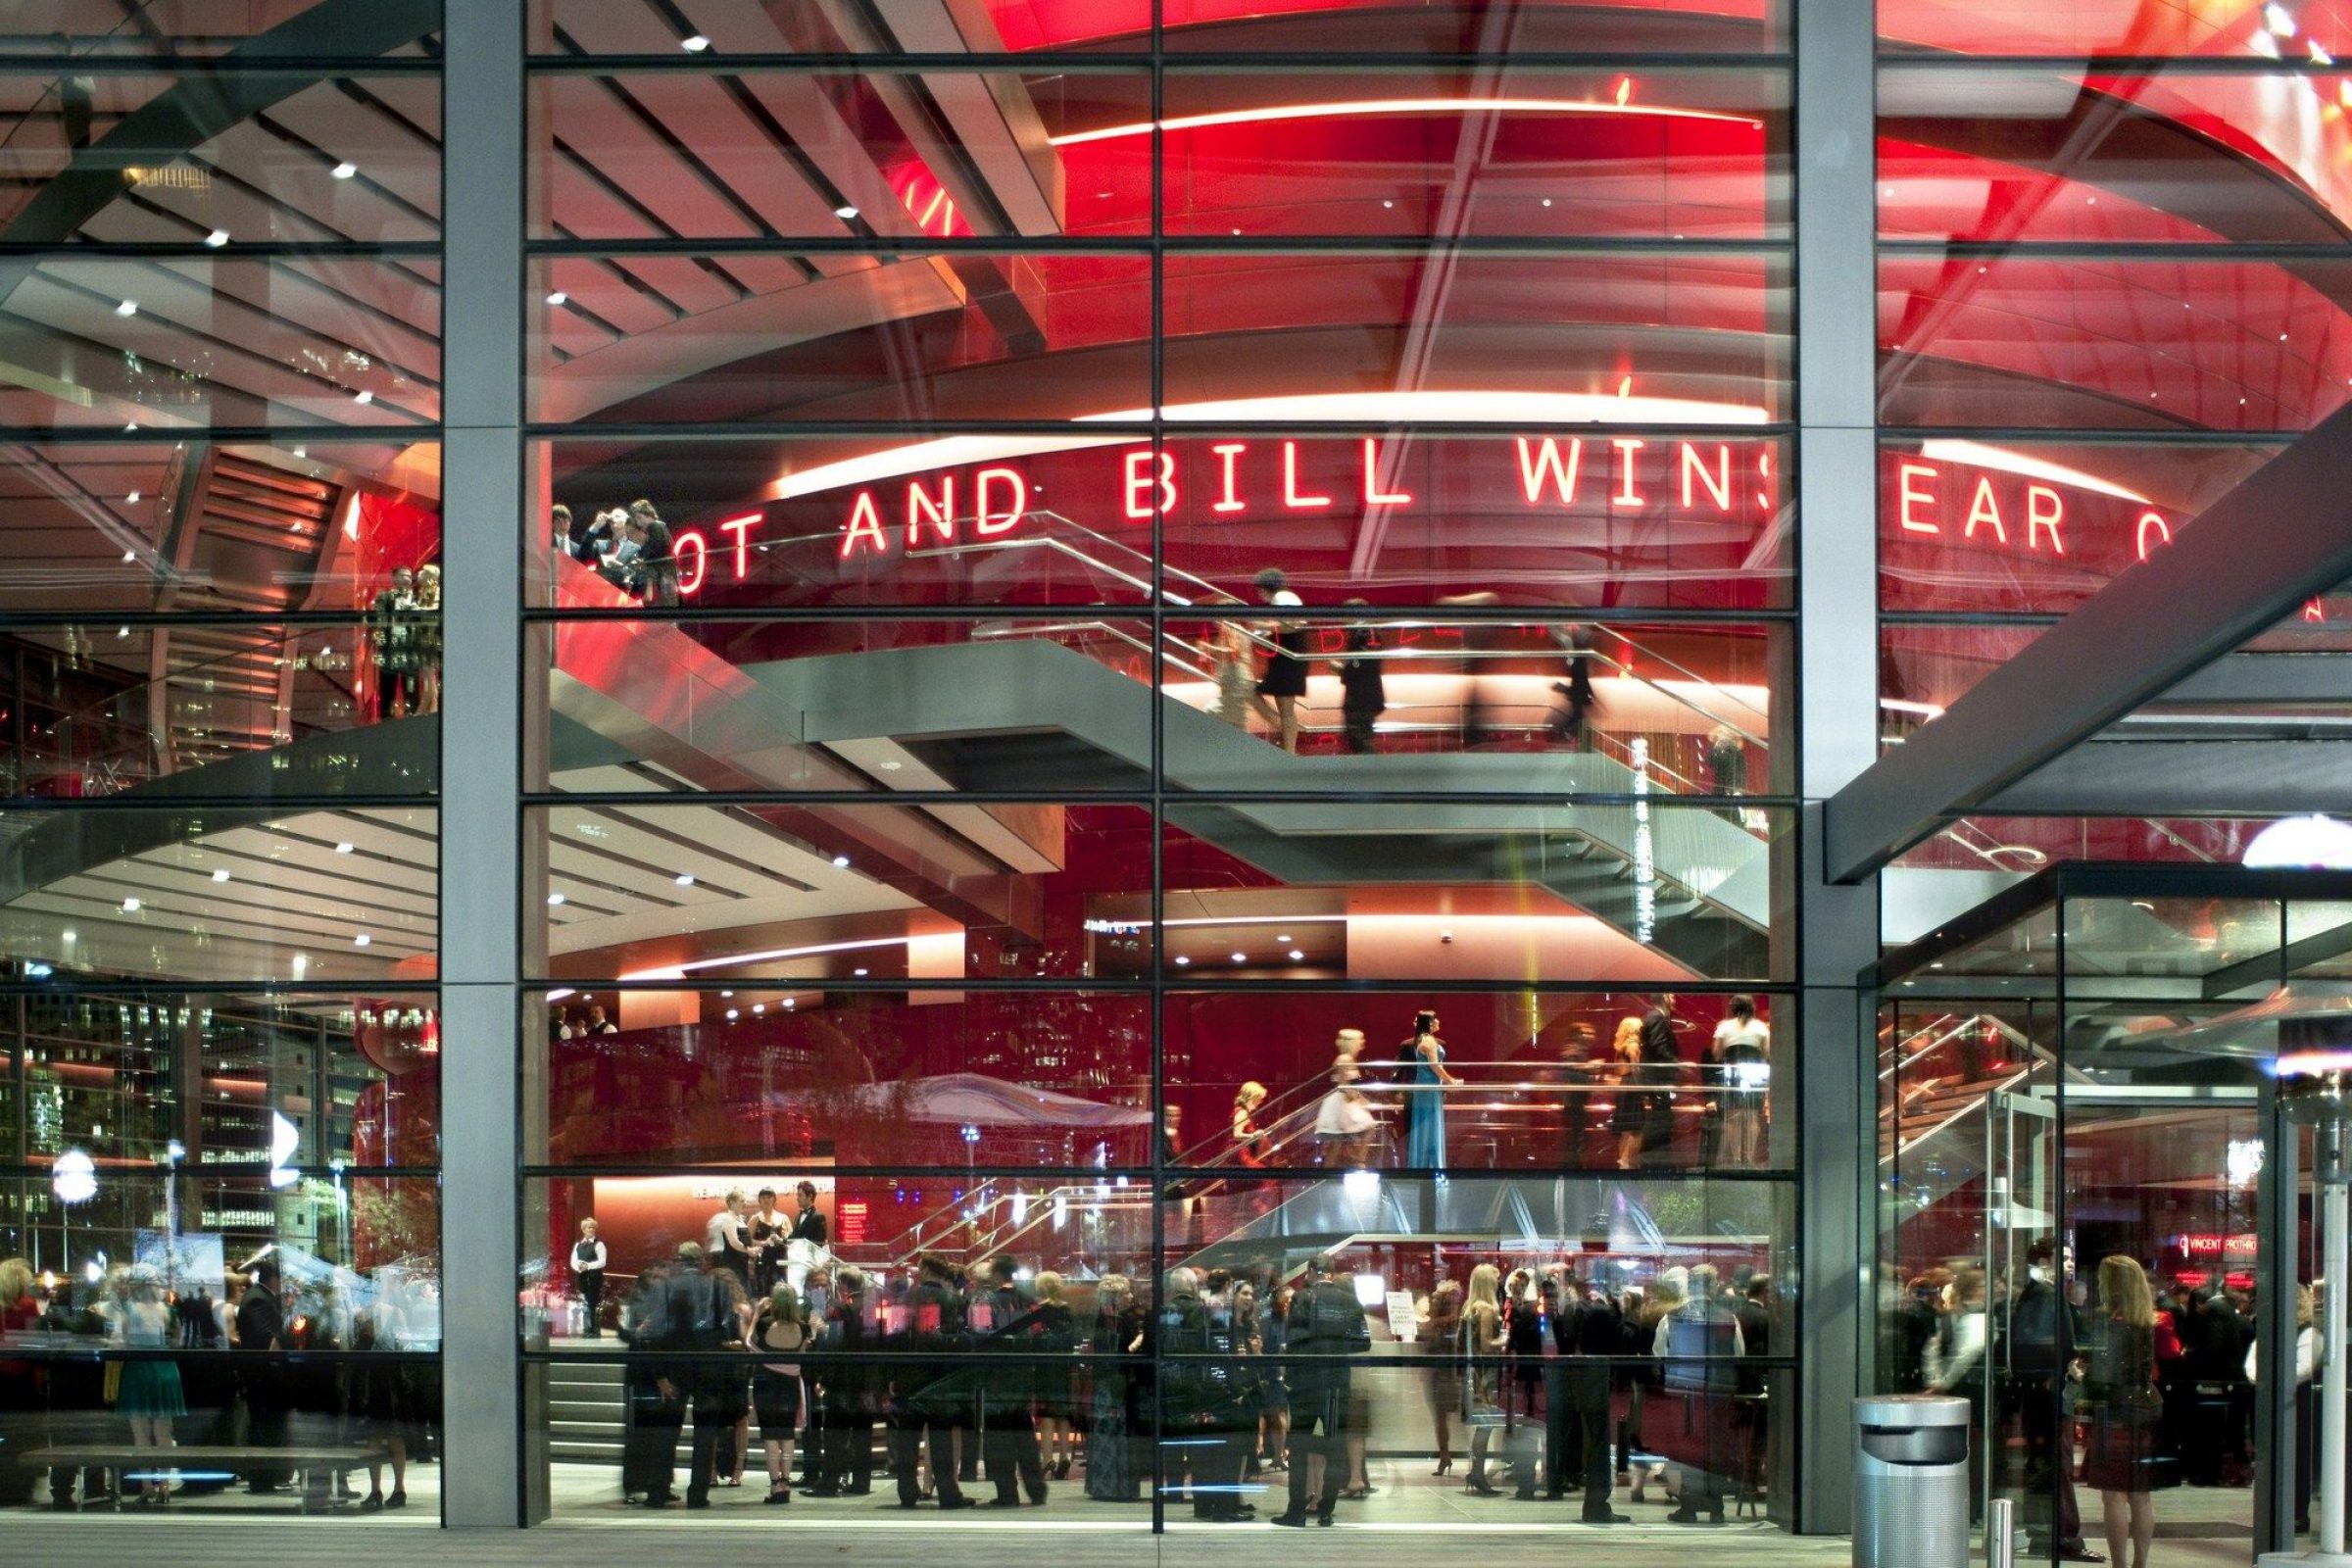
[437,0,526,1532]
[1793,0,1879,1535]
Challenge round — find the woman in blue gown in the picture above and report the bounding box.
[1404,1009,1461,1172]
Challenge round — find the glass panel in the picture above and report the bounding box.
[529,802,1154,984]
[0,805,437,984]
[1155,67,1786,240]
[0,257,440,430]
[529,252,1150,426]
[1882,67,2352,245]
[527,0,1790,55]
[0,10,442,59]
[8,987,439,1174]
[528,986,1150,1170]
[530,70,1152,242]
[1157,801,1789,984]
[0,72,440,237]
[1880,0,2344,59]
[533,617,1156,795]
[0,441,442,616]
[0,621,437,801]
[1165,987,1791,1174]
[1879,254,2352,433]
[1160,616,1780,784]
[2062,894,2283,993]
[1892,817,2272,875]
[1163,251,1792,424]
[1158,434,1791,612]
[1878,440,2279,616]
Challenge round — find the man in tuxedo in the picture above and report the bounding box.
[2003,1241,2101,1562]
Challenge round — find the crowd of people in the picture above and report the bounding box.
[364,563,442,719]
[0,1252,439,1512]
[1298,996,1774,1177]
[598,1218,1777,1527]
[554,500,681,606]
[1888,1241,2312,1568]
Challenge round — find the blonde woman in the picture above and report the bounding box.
[2083,1255,2165,1568]
[1231,1081,1272,1168]
[1462,1264,1508,1496]
[112,1266,184,1506]
[411,564,443,713]
[1032,1272,1078,1478]
[1608,1016,1646,1170]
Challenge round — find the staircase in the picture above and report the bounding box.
[545,1355,626,1466]
[152,450,352,772]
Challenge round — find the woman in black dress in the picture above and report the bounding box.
[2082,1254,2168,1568]
[1247,566,1309,753]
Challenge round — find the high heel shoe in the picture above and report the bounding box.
[1432,1457,1453,1477]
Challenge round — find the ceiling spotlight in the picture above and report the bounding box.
[831,855,852,868]
[205,228,229,248]
[783,998,795,1008]
[125,490,140,504]
[547,892,565,906]
[353,390,372,405]
[334,842,354,855]
[753,1003,766,1014]
[674,873,696,887]
[1230,952,1247,963]
[1288,949,1305,961]
[546,290,566,307]
[719,990,733,999]
[725,1008,739,1020]
[212,868,231,883]
[122,550,137,563]
[115,299,137,317]
[853,967,869,977]
[1173,956,1191,966]
[833,204,859,220]
[1276,934,1291,943]
[331,162,357,179]
[116,626,129,639]
[353,933,371,948]
[681,33,710,51]
[122,898,142,913]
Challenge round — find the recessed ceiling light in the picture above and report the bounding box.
[1289,949,1305,960]
[115,299,137,317]
[212,868,231,883]
[1276,934,1291,943]
[331,162,357,179]
[1173,956,1191,966]
[354,933,371,948]
[334,842,354,855]
[122,550,136,563]
[122,898,142,913]
[353,390,372,405]
[116,626,129,639]
[674,873,696,887]
[753,1003,766,1014]
[547,892,565,906]
[853,967,868,977]
[123,421,137,432]
[205,228,229,248]
[726,1008,739,1020]
[125,490,140,504]
[783,998,795,1009]
[681,33,710,51]
[546,290,566,307]
[1230,952,1247,962]
[832,204,858,220]
[831,855,852,868]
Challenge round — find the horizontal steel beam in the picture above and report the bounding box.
[1983,740,2352,816]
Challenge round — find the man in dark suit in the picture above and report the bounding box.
[1639,994,1683,1166]
[1542,1270,1631,1522]
[234,1257,290,1494]
[2003,1241,2101,1562]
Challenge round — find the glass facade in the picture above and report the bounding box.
[0,0,2340,1551]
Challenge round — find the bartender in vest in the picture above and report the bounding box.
[573,1217,609,1338]
[786,1180,829,1293]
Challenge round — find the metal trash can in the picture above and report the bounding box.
[1853,1394,1972,1568]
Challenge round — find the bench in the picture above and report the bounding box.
[26,1444,390,1509]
